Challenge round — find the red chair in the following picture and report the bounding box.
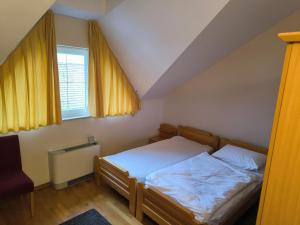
[0,135,34,216]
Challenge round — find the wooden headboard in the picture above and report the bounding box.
[178,126,219,150]
[159,123,178,138]
[219,138,268,155]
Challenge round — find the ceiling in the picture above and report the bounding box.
[1,0,300,99]
[0,0,124,64]
[51,0,124,20]
[97,0,300,99]
[0,0,56,64]
[144,0,300,99]
[98,0,230,97]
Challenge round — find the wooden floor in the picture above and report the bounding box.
[0,179,154,225]
[0,178,258,225]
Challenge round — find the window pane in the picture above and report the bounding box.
[57,46,89,120]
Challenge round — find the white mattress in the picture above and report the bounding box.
[104,136,212,182]
[210,178,262,225]
[145,152,264,225]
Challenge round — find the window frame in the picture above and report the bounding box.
[57,45,90,121]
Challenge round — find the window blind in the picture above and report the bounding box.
[57,46,89,120]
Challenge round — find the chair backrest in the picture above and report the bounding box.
[0,135,22,173]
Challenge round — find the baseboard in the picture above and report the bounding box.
[34,175,95,191]
[34,182,50,191]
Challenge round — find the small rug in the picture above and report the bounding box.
[60,209,111,225]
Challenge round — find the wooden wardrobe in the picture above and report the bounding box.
[256,32,300,225]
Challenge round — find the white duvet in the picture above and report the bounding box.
[105,136,212,182]
[145,152,263,225]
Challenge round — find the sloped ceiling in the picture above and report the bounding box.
[1,0,300,99]
[51,0,124,20]
[98,0,230,97]
[52,0,107,19]
[0,0,124,64]
[98,0,300,99]
[0,0,56,64]
[144,0,300,99]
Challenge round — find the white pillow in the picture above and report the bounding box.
[213,144,266,170]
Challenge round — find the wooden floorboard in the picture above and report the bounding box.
[0,178,258,225]
[0,179,154,225]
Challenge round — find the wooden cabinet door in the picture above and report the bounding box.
[257,39,300,225]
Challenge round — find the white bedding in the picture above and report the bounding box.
[104,136,212,182]
[210,179,262,225]
[145,152,264,225]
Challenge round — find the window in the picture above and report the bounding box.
[57,46,89,120]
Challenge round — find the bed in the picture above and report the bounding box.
[136,138,268,225]
[94,126,219,214]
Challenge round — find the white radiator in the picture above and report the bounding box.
[48,142,100,190]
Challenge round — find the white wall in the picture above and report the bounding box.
[55,14,89,48]
[20,99,163,186]
[163,10,300,148]
[1,14,164,186]
[5,9,300,186]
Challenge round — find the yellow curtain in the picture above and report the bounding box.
[88,21,140,117]
[0,11,61,133]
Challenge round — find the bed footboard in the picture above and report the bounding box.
[136,182,261,225]
[94,156,137,215]
[136,183,205,225]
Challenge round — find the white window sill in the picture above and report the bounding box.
[62,115,91,121]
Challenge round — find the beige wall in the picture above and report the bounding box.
[1,14,164,186]
[163,10,300,148]
[5,10,300,186]
[55,14,89,48]
[19,99,163,186]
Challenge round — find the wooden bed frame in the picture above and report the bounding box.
[159,123,178,138]
[94,156,137,214]
[136,138,268,225]
[94,125,219,215]
[177,126,218,151]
